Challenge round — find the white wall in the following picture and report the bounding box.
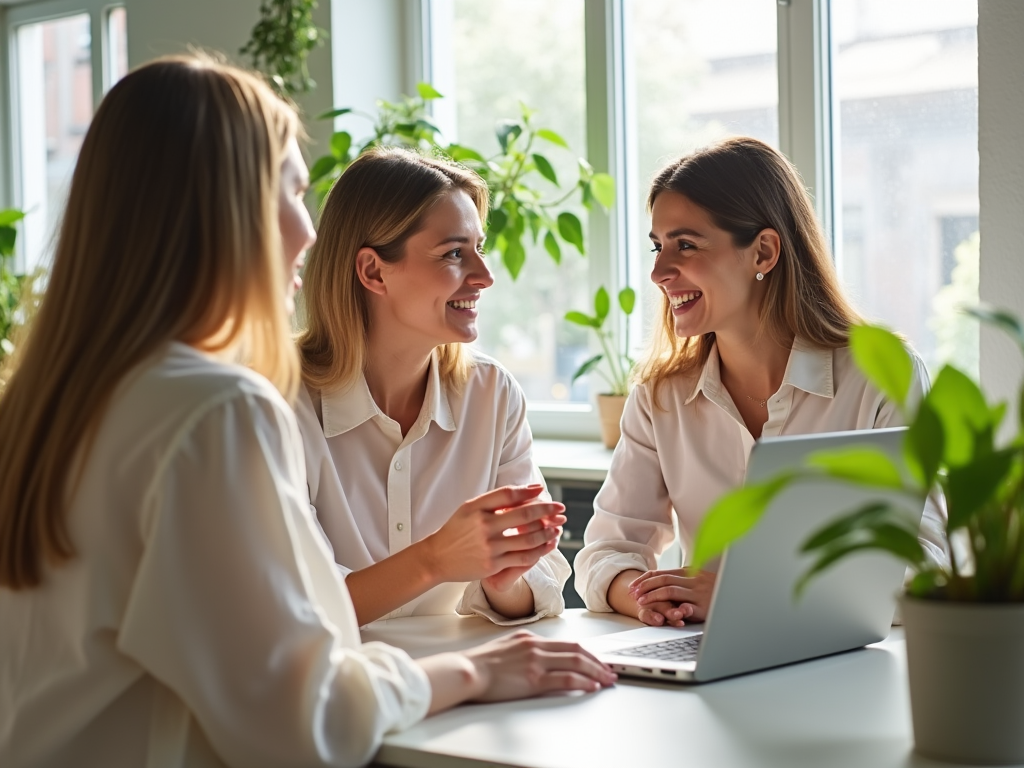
[978,0,1024,430]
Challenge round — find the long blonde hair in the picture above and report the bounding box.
[0,55,300,588]
[638,137,862,401]
[297,146,489,393]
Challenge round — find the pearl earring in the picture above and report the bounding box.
[755,272,764,281]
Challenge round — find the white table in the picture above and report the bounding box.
[360,609,1004,768]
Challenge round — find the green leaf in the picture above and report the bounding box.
[571,354,604,384]
[590,173,615,209]
[557,212,585,255]
[945,448,1017,530]
[849,324,913,409]
[488,208,508,236]
[564,310,601,329]
[796,524,924,598]
[907,569,945,598]
[905,398,945,489]
[800,501,896,552]
[416,82,444,100]
[535,128,570,149]
[531,154,559,185]
[618,287,636,316]
[964,304,1024,353]
[543,231,561,264]
[496,120,523,153]
[690,474,795,569]
[594,287,610,321]
[805,447,905,489]
[0,210,26,227]
[308,155,337,184]
[446,144,486,163]
[415,118,442,136]
[316,107,352,120]
[0,228,16,258]
[502,237,526,280]
[927,365,993,467]
[329,131,352,160]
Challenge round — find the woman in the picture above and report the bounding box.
[296,147,570,627]
[0,57,614,768]
[574,137,948,627]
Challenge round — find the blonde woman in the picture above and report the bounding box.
[574,137,948,627]
[296,147,570,627]
[0,57,614,768]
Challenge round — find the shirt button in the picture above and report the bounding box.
[394,460,403,471]
[396,523,404,531]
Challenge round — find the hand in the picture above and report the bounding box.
[629,568,717,623]
[421,485,566,585]
[637,599,691,628]
[462,630,617,701]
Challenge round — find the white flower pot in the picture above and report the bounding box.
[900,595,1024,764]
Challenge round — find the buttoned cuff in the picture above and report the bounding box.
[577,551,654,613]
[455,550,571,626]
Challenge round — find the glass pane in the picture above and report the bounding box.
[16,13,93,272]
[832,0,979,376]
[451,0,590,403]
[625,0,779,353]
[107,7,129,90]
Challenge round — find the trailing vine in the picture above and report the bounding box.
[240,0,326,96]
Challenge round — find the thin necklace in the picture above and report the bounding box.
[745,395,768,408]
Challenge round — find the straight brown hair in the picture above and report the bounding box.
[0,55,300,588]
[637,137,863,401]
[297,146,490,393]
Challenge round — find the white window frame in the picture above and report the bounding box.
[3,0,125,272]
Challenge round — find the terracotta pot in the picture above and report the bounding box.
[900,595,1024,764]
[596,394,627,449]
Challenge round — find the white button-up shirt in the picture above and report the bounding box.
[296,350,570,625]
[0,344,430,768]
[575,339,949,612]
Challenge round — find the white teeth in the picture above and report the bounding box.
[447,299,477,310]
[669,291,701,308]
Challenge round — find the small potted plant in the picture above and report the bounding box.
[1,208,26,367]
[691,308,1024,764]
[564,285,636,448]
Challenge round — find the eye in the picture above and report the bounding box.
[444,248,463,260]
[677,240,695,252]
[650,243,662,254]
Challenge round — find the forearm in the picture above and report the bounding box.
[606,569,646,619]
[345,543,441,625]
[417,653,484,715]
[481,576,536,619]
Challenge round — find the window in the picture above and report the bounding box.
[6,1,127,273]
[831,0,979,376]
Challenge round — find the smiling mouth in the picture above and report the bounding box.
[669,291,702,309]
[447,299,477,310]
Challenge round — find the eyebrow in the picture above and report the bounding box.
[649,227,708,240]
[433,234,484,248]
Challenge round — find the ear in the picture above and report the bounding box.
[752,228,781,276]
[355,247,387,296]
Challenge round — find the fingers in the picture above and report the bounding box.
[495,523,560,554]
[664,604,696,623]
[492,537,559,574]
[469,483,546,511]
[638,600,687,628]
[492,501,565,532]
[635,585,697,605]
[503,516,565,537]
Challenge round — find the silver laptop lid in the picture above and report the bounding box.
[691,426,919,682]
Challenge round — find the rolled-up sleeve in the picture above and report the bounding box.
[574,385,676,612]
[456,375,570,625]
[118,390,430,768]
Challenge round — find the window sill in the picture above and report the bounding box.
[533,438,614,484]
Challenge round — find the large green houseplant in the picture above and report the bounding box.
[691,308,1024,764]
[308,85,614,280]
[565,285,636,448]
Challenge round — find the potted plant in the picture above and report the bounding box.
[691,309,1024,764]
[0,208,26,370]
[308,85,614,280]
[564,285,636,448]
[240,0,327,97]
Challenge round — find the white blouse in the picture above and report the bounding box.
[296,350,570,625]
[0,344,430,768]
[575,339,949,612]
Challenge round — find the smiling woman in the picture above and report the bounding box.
[295,147,573,629]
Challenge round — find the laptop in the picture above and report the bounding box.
[582,427,924,684]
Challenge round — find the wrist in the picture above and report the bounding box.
[409,537,446,590]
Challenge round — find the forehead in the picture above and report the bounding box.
[418,189,485,234]
[650,190,718,236]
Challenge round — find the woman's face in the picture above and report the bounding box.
[279,138,316,314]
[649,190,766,340]
[372,189,493,349]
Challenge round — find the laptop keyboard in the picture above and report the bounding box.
[617,634,704,662]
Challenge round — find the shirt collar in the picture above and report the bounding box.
[684,338,835,405]
[320,350,457,438]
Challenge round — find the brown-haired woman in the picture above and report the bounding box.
[296,146,570,627]
[0,57,613,768]
[574,137,948,627]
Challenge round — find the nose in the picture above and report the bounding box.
[650,249,677,287]
[468,249,494,289]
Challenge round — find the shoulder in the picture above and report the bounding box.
[463,348,525,401]
[832,343,930,390]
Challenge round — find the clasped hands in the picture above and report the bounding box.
[628,568,717,627]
